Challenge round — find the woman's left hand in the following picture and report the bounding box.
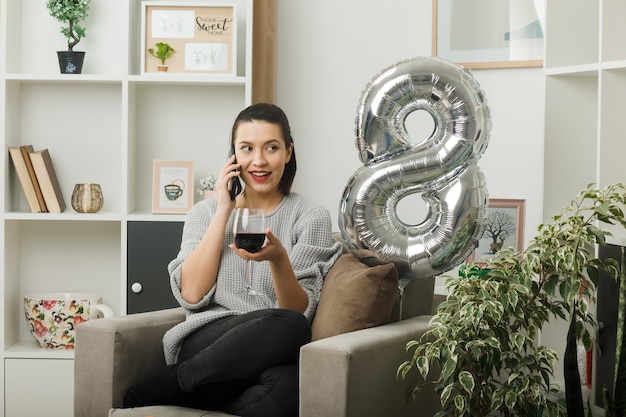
[229,229,287,265]
[230,228,307,311]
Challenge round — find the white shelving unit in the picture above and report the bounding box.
[0,0,254,415]
[543,0,626,413]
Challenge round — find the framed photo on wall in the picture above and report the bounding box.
[152,160,194,214]
[432,0,545,69]
[468,198,525,263]
[141,2,237,75]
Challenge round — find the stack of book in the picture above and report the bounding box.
[8,145,66,213]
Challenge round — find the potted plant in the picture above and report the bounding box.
[148,42,175,72]
[197,174,217,200]
[46,0,91,74]
[398,182,626,417]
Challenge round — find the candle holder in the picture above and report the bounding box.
[71,183,103,213]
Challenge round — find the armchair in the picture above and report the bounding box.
[74,254,441,417]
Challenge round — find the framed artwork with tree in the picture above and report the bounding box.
[468,198,525,264]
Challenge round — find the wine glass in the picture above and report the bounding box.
[233,208,266,295]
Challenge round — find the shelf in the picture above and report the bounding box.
[0,0,256,414]
[127,213,186,222]
[4,340,74,359]
[544,64,599,77]
[601,60,626,71]
[3,73,125,83]
[605,234,626,247]
[4,211,122,221]
[128,74,247,85]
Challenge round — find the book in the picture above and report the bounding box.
[8,146,43,213]
[29,149,66,213]
[19,145,47,212]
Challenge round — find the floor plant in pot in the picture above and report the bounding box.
[398,182,626,417]
[46,0,91,74]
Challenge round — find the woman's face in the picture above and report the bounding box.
[233,120,292,197]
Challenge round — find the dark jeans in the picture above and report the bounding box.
[177,308,311,417]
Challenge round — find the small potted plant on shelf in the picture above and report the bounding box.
[197,174,218,200]
[148,42,176,72]
[46,0,91,74]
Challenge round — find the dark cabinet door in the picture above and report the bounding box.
[595,243,622,408]
[127,221,184,314]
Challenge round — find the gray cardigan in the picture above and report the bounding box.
[163,193,343,364]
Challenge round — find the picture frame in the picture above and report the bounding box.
[152,160,195,214]
[432,0,545,69]
[141,1,237,75]
[468,198,526,263]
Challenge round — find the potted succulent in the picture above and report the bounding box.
[399,182,626,417]
[46,0,91,74]
[148,42,175,72]
[197,174,217,200]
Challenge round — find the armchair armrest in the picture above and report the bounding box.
[299,315,440,417]
[74,308,186,417]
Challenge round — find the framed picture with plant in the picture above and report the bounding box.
[140,2,237,75]
[467,198,525,264]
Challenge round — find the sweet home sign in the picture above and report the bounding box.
[142,2,236,74]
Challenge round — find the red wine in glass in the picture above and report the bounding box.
[233,208,265,295]
[235,233,266,253]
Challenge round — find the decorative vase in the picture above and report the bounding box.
[71,183,103,213]
[157,65,168,72]
[203,190,216,199]
[57,51,86,74]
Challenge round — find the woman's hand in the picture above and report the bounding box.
[215,155,241,209]
[230,230,309,312]
[229,229,286,264]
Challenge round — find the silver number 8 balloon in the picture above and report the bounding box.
[338,57,492,278]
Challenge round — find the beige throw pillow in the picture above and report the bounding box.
[311,251,399,341]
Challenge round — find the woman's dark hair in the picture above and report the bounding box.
[231,102,297,196]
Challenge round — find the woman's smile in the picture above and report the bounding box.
[249,170,271,183]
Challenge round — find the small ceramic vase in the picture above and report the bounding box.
[71,183,104,213]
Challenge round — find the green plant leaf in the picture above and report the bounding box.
[441,383,454,406]
[454,394,465,412]
[416,355,429,379]
[491,388,504,411]
[458,370,475,394]
[441,358,457,382]
[397,361,411,380]
[505,390,518,409]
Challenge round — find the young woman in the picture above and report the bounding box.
[123,103,343,417]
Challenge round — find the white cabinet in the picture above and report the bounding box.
[543,0,626,412]
[0,0,257,415]
[5,358,74,417]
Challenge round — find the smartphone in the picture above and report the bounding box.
[229,145,243,201]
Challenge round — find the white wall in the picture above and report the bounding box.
[275,0,545,255]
